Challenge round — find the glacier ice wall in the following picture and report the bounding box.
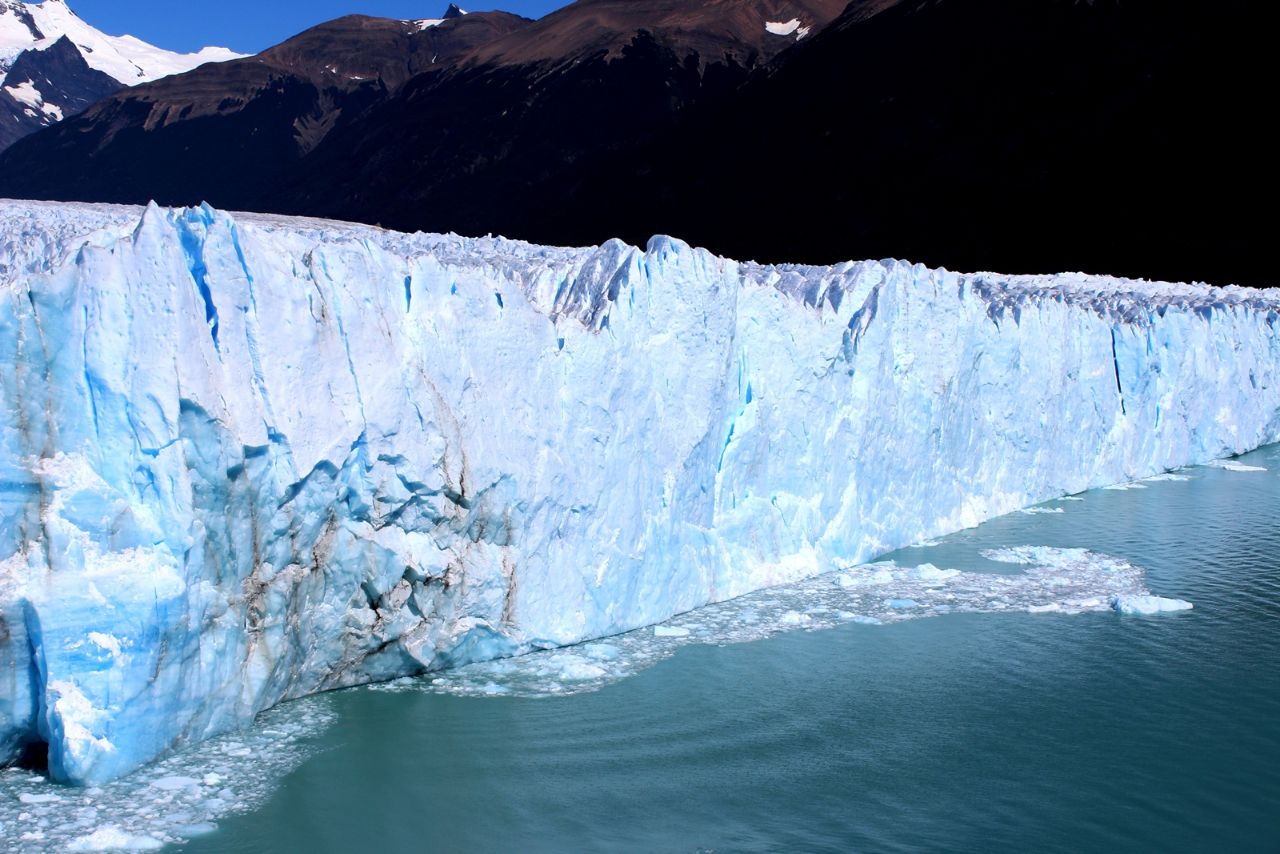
[1,199,1278,784]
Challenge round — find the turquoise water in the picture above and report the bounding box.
[6,449,1279,852]
[173,447,1280,853]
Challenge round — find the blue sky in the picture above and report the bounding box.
[58,1,569,54]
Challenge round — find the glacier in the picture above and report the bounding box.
[0,198,1278,785]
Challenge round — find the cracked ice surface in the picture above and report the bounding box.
[1,199,1279,784]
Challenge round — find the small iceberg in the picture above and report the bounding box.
[1111,595,1194,615]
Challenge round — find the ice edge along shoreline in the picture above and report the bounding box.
[1,199,1278,785]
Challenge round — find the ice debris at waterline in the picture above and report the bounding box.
[378,547,1188,698]
[1,199,1278,784]
[0,695,334,853]
[1205,459,1268,473]
[0,545,1181,853]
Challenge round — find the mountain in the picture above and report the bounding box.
[0,0,851,224]
[0,0,1272,286]
[0,0,243,149]
[3,198,1278,784]
[0,9,534,202]
[533,0,1275,287]
[0,34,116,149]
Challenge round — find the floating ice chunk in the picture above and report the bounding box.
[778,610,812,627]
[654,626,690,638]
[149,775,200,791]
[582,643,620,661]
[1111,595,1194,615]
[1020,506,1064,514]
[1142,473,1193,482]
[908,564,960,582]
[836,567,894,587]
[66,826,163,851]
[0,695,333,852]
[886,598,920,609]
[551,655,607,681]
[1206,460,1267,472]
[1104,482,1148,491]
[1027,603,1062,613]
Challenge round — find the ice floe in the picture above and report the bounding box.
[372,546,1189,699]
[0,697,333,854]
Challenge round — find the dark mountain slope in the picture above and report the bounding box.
[0,11,532,207]
[0,0,1271,286]
[506,0,1274,286]
[0,0,853,220]
[464,0,855,66]
[0,35,119,150]
[230,0,861,234]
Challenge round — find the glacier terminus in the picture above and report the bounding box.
[1,199,1278,786]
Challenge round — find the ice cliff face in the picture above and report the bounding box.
[1,199,1278,785]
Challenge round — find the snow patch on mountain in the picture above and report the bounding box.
[3,77,59,117]
[409,5,468,31]
[766,19,811,39]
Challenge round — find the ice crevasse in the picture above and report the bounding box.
[1,199,1278,784]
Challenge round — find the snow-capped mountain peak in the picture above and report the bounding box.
[1,0,244,86]
[409,4,469,32]
[0,0,244,151]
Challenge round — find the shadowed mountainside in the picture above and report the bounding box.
[0,0,1272,286]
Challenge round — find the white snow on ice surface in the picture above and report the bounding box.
[0,697,334,854]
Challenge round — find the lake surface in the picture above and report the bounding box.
[5,448,1279,852]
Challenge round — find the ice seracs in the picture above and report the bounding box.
[0,199,1277,785]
